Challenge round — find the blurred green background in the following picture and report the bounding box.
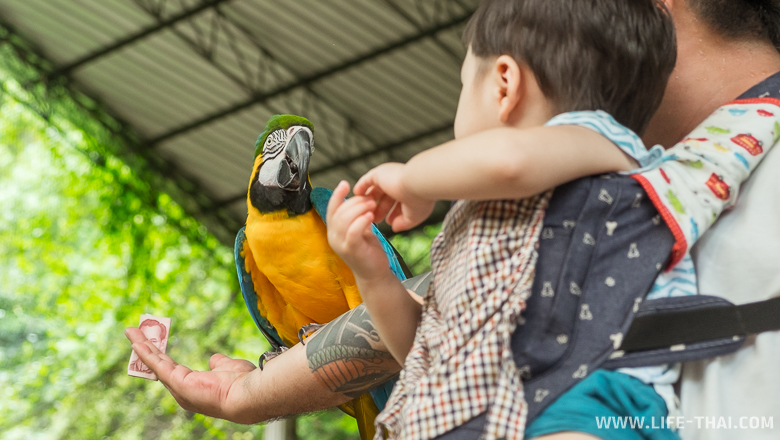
[0,35,439,440]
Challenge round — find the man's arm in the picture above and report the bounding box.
[325,182,423,363]
[305,304,402,397]
[124,304,401,424]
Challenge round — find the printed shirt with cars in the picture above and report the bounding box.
[618,95,780,412]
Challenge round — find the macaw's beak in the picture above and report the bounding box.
[278,128,311,192]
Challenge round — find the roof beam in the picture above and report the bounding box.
[210,122,452,209]
[46,0,231,79]
[147,10,471,146]
[381,0,463,65]
[0,20,242,246]
[140,5,383,168]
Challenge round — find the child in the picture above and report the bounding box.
[326,1,677,439]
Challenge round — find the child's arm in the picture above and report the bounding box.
[326,181,422,365]
[356,124,636,231]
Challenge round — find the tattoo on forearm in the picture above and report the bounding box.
[306,305,400,398]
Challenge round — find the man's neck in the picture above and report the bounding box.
[644,27,780,148]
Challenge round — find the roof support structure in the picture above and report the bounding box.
[380,0,464,65]
[129,0,378,180]
[3,0,476,239]
[46,0,231,80]
[147,9,473,146]
[0,20,242,246]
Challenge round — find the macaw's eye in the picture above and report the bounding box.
[263,129,286,156]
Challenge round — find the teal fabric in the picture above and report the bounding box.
[526,370,680,440]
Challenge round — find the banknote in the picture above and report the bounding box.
[128,314,172,381]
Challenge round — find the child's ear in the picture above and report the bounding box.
[493,55,523,123]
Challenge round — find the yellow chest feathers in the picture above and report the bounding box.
[244,209,362,341]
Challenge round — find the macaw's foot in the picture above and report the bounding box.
[258,346,289,370]
[298,323,324,345]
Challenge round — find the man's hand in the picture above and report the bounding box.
[326,181,395,282]
[126,307,400,423]
[125,327,262,423]
[353,163,435,232]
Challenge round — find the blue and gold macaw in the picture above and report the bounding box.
[234,115,408,440]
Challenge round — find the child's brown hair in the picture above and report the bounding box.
[463,0,676,135]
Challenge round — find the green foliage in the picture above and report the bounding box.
[0,30,438,440]
[0,81,271,440]
[391,225,441,276]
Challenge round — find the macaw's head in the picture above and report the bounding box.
[248,115,315,215]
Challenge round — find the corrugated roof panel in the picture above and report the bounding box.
[314,39,460,144]
[74,28,250,136]
[140,0,192,20]
[433,24,467,56]
[0,1,105,62]
[158,135,251,200]
[227,199,248,223]
[222,0,417,76]
[0,0,478,236]
[387,0,479,27]
[75,0,154,39]
[170,7,296,93]
[159,105,274,174]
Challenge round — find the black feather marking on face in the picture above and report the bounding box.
[250,168,312,216]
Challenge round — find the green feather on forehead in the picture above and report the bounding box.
[254,115,314,159]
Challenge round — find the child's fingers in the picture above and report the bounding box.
[390,217,413,232]
[326,181,350,224]
[335,196,377,227]
[385,202,403,229]
[344,212,374,247]
[388,206,418,232]
[373,195,397,223]
[353,171,375,196]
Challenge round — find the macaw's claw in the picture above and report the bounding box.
[258,347,289,371]
[298,323,324,345]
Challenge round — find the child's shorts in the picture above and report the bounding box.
[525,370,680,440]
[433,370,679,440]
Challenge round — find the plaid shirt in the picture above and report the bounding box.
[376,194,550,440]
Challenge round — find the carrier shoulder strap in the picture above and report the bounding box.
[619,295,780,352]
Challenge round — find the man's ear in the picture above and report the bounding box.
[493,55,523,123]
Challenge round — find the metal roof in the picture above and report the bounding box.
[0,0,476,244]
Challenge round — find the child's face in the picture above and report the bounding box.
[453,49,503,139]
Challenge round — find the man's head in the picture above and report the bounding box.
[139,319,167,349]
[643,0,780,148]
[454,0,676,139]
[685,0,780,49]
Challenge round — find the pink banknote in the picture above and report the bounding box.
[128,314,172,381]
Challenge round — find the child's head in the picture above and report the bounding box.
[454,0,676,138]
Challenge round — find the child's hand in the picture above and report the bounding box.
[354,163,435,232]
[326,181,393,282]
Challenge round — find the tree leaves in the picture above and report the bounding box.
[0,46,438,439]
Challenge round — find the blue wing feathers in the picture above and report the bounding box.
[310,186,407,281]
[234,228,285,349]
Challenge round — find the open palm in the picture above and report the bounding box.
[125,327,257,423]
